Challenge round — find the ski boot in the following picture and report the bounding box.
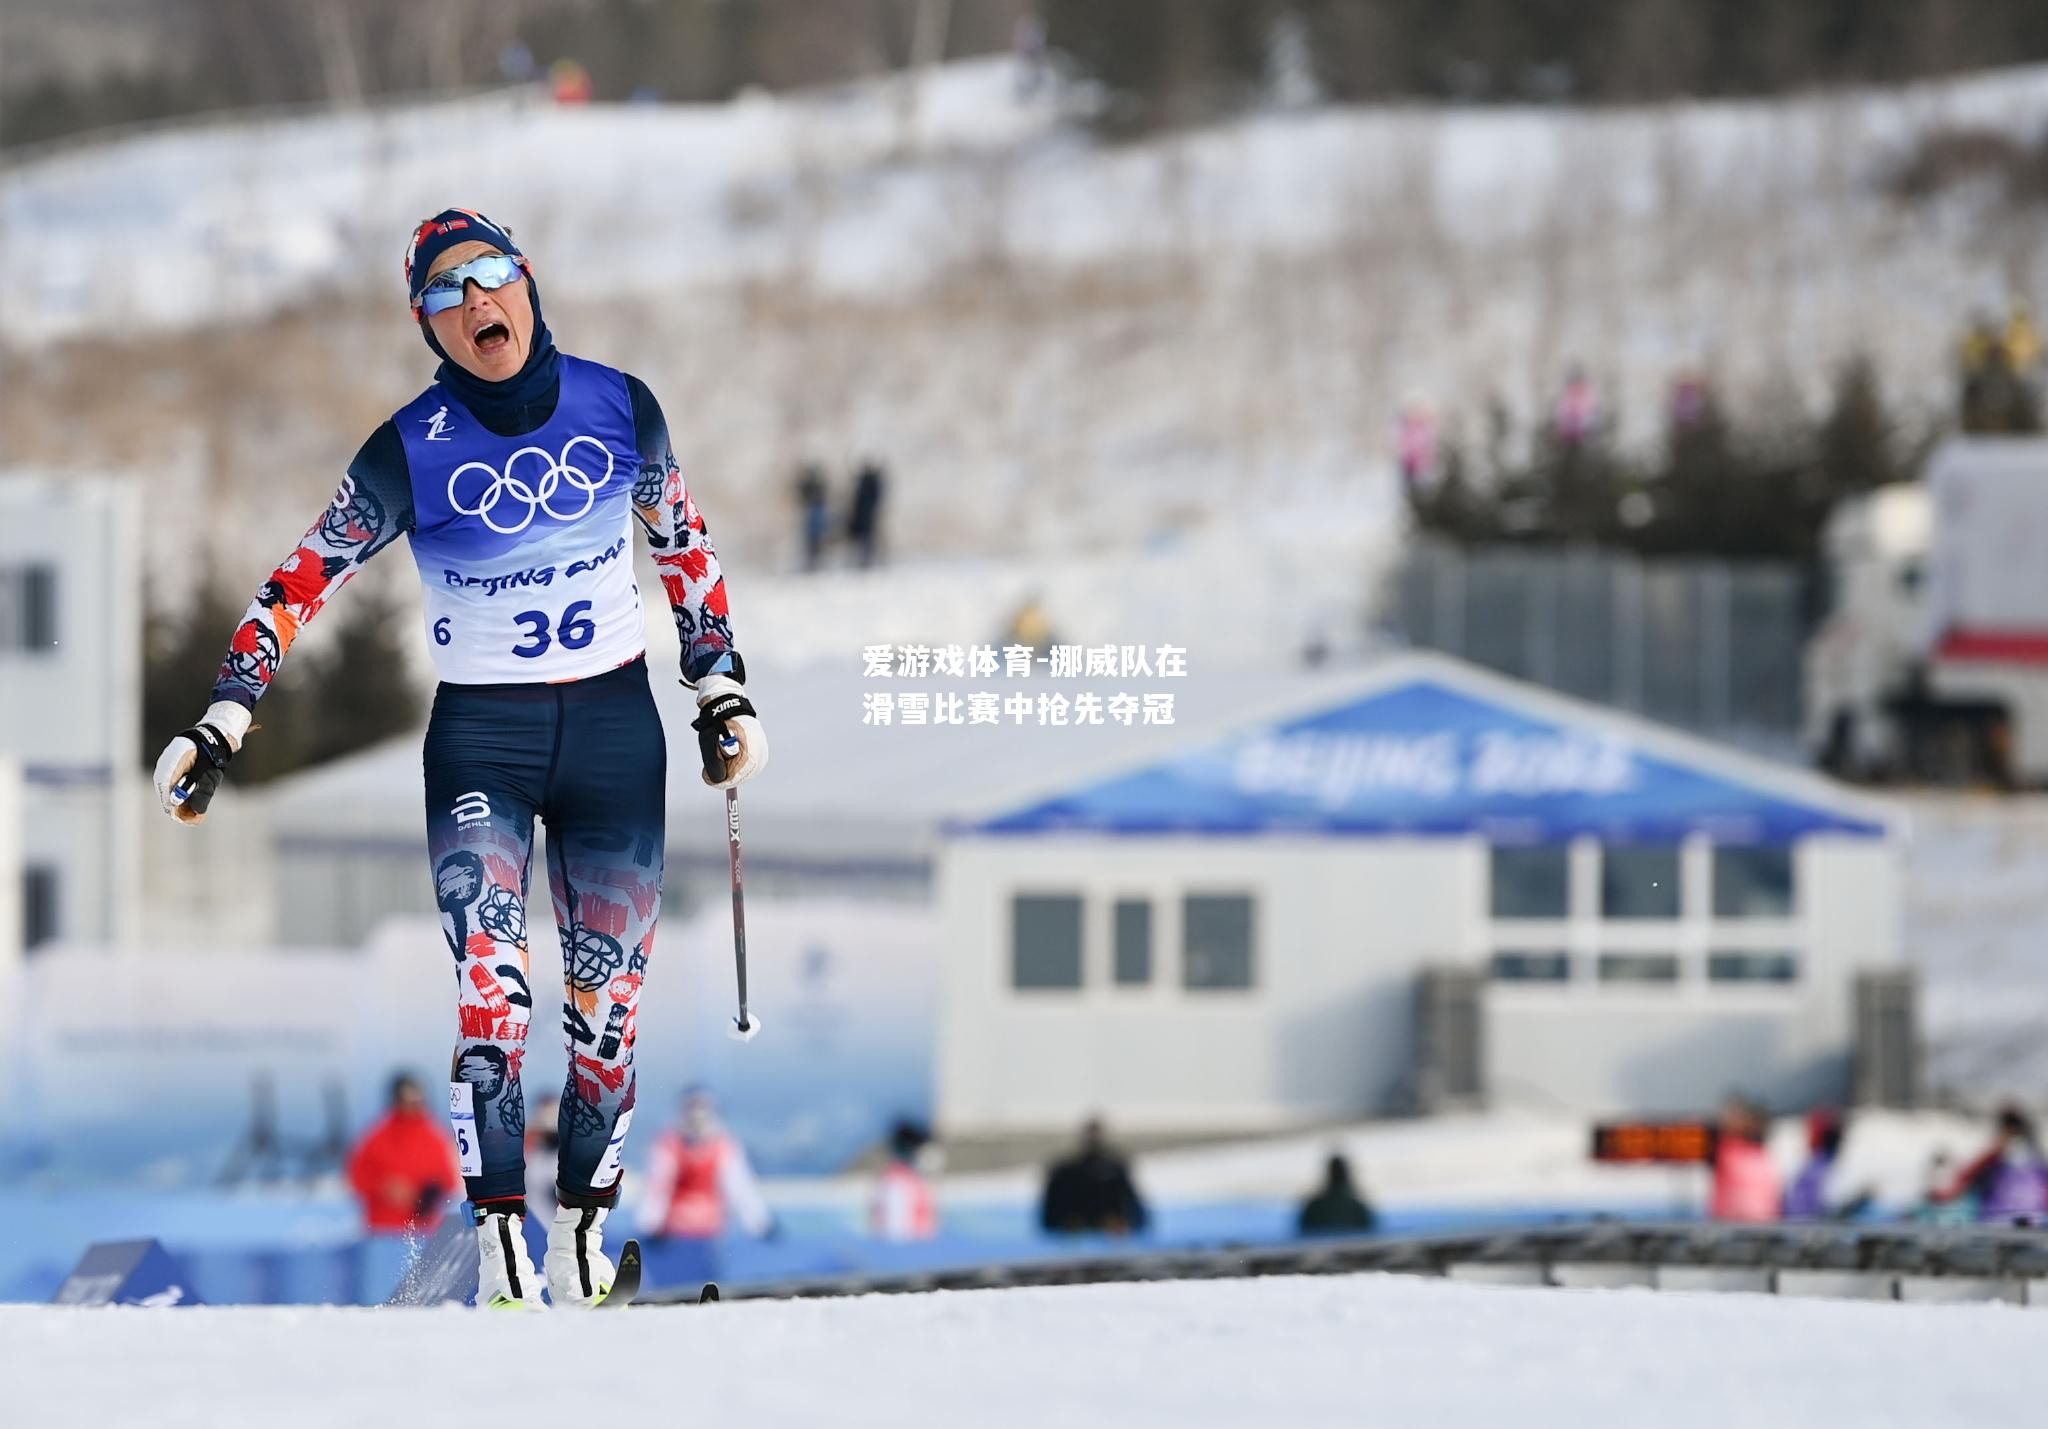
[476,1208,543,1309]
[545,1203,639,1308]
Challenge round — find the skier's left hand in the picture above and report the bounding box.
[691,674,769,788]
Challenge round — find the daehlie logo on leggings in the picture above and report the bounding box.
[448,436,614,535]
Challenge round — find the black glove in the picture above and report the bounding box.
[169,723,237,816]
[691,690,757,783]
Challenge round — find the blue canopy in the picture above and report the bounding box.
[971,676,1886,845]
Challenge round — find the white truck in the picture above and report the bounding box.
[1805,437,2048,784]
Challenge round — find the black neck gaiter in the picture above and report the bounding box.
[420,282,562,437]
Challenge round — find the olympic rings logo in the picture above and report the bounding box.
[447,436,614,535]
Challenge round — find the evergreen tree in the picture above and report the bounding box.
[300,581,423,768]
[142,582,313,784]
[142,578,420,783]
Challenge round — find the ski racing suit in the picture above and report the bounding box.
[209,353,737,1217]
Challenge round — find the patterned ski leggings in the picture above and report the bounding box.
[422,657,664,1211]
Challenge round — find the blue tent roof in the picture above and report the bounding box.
[969,674,1887,845]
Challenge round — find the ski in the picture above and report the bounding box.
[593,1239,642,1310]
[697,1282,720,1305]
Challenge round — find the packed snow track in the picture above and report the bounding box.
[5,1271,2044,1427]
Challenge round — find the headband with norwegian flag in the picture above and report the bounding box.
[404,208,525,316]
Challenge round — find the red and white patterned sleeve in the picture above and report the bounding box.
[625,376,738,685]
[210,423,415,709]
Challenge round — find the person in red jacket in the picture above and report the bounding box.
[870,1120,939,1242]
[639,1087,774,1283]
[348,1072,463,1234]
[1709,1095,1783,1223]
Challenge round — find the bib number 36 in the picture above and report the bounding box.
[511,600,596,659]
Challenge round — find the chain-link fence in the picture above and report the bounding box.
[1391,544,1809,747]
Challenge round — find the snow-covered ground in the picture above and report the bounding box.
[7,1274,2044,1429]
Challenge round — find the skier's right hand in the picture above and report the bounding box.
[152,701,252,824]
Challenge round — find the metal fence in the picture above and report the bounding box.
[644,1222,2048,1307]
[1391,544,1809,746]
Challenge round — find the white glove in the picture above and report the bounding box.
[690,674,768,789]
[152,700,252,824]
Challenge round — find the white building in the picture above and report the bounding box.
[937,654,1903,1134]
[244,651,1902,1143]
[0,477,143,952]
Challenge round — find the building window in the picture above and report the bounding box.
[1183,893,1254,990]
[1011,893,1082,990]
[1490,845,1569,919]
[1113,898,1152,986]
[0,564,58,653]
[1708,951,1799,984]
[1713,846,1795,918]
[23,866,59,952]
[1601,846,1680,919]
[1598,952,1680,985]
[1490,950,1570,983]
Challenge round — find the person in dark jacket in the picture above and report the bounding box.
[794,463,830,571]
[1298,1153,1377,1235]
[846,459,887,569]
[1040,1118,1148,1236]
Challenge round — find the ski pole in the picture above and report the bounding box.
[722,736,759,1042]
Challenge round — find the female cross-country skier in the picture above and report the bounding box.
[150,208,768,1307]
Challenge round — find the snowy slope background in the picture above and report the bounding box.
[8,59,2048,623]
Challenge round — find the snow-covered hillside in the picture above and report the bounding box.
[13,59,2048,404]
[8,59,2048,595]
[7,1274,2043,1428]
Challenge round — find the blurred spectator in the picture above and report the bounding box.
[1957,309,2042,432]
[498,42,539,84]
[847,459,888,569]
[1396,399,1440,494]
[1959,310,2000,427]
[524,1094,560,1213]
[1002,595,1060,654]
[1709,1096,1782,1223]
[1297,1153,1377,1236]
[795,463,831,572]
[870,1120,940,1242]
[1910,1151,1976,1225]
[346,1072,461,1235]
[1667,367,1712,433]
[551,58,594,105]
[2007,300,2040,375]
[640,1088,776,1280]
[1782,1107,1858,1221]
[1014,11,1049,97]
[1931,1104,2048,1225]
[1040,1118,1148,1236]
[1551,364,1601,446]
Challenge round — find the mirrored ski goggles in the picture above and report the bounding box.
[413,253,529,316]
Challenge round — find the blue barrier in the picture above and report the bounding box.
[1,1186,1693,1306]
[52,1239,204,1307]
